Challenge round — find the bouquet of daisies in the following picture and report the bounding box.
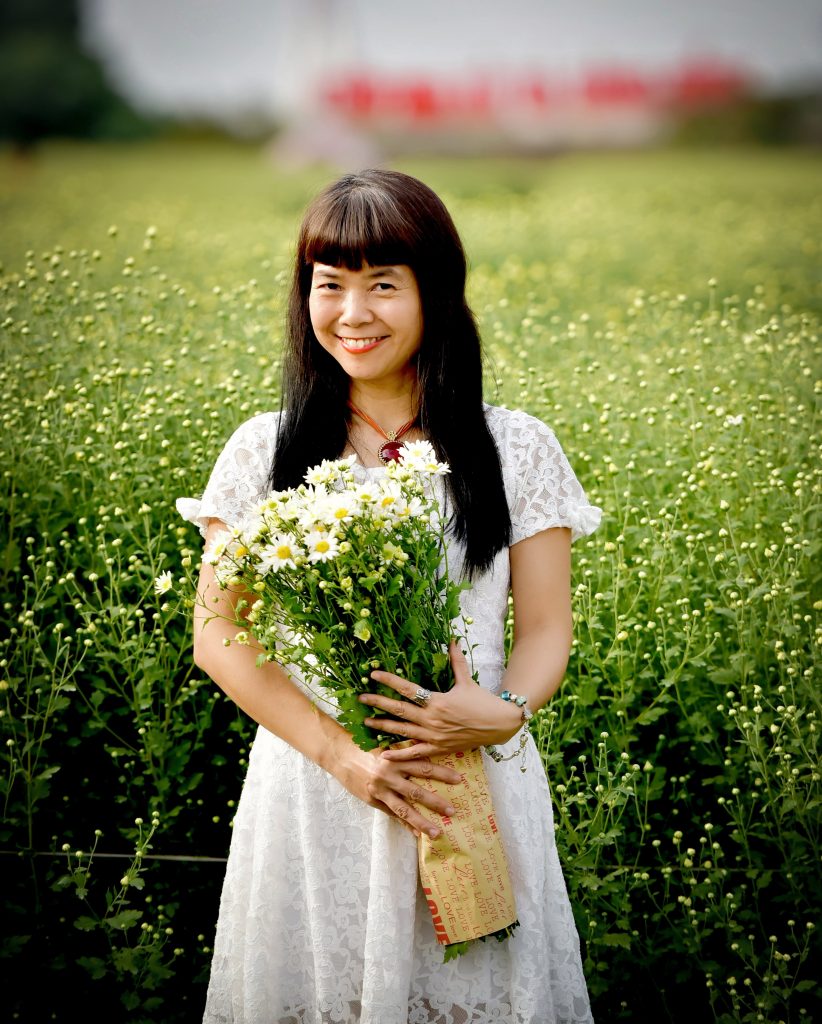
[200,441,518,958]
[204,441,462,748]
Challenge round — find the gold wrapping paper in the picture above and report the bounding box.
[414,747,517,945]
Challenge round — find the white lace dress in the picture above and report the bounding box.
[177,404,601,1024]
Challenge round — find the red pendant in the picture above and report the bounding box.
[379,440,405,464]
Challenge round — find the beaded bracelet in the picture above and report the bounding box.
[485,691,533,773]
[486,731,529,773]
[500,690,533,722]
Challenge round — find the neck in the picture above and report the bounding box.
[348,381,418,426]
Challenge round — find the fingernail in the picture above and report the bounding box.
[428,827,440,838]
[444,806,456,816]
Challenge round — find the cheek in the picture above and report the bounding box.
[308,298,336,341]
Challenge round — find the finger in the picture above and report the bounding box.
[359,692,423,722]
[402,758,464,785]
[385,798,441,838]
[449,639,474,686]
[363,717,426,740]
[372,798,420,838]
[382,743,445,762]
[369,668,417,698]
[398,779,457,818]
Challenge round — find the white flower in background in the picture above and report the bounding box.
[305,530,340,564]
[257,535,301,572]
[153,571,173,595]
[724,414,744,427]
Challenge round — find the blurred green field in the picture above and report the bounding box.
[1,141,820,1023]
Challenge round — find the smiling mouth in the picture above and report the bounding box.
[338,336,387,352]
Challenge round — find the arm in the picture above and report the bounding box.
[500,525,573,708]
[194,519,462,837]
[365,527,573,759]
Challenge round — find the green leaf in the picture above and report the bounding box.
[353,619,371,642]
[104,909,142,931]
[313,632,332,654]
[77,956,107,980]
[599,932,632,948]
[73,915,99,932]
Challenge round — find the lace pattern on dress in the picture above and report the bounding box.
[177,406,601,546]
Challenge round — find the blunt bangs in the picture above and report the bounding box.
[300,178,426,275]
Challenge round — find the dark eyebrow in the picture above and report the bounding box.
[363,266,402,278]
[312,265,404,279]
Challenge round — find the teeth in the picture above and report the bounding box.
[340,337,383,349]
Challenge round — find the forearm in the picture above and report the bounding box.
[499,620,572,715]
[194,618,350,774]
[502,528,574,716]
[192,522,460,837]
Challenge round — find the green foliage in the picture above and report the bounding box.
[0,142,820,1021]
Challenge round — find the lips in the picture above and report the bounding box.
[338,336,387,353]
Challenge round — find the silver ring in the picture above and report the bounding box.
[412,687,431,708]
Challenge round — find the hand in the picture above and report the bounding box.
[359,641,523,762]
[331,734,463,838]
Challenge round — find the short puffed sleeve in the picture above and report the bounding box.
[176,412,281,538]
[489,406,601,545]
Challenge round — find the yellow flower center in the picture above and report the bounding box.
[380,495,396,507]
[315,540,330,553]
[234,545,249,558]
[334,508,350,519]
[276,545,292,559]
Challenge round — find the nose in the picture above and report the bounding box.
[339,288,374,327]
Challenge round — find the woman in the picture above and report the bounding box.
[179,169,600,1023]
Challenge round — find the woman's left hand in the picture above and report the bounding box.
[360,641,523,761]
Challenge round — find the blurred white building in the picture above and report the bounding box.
[83,0,822,158]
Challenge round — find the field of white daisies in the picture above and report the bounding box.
[1,142,819,1023]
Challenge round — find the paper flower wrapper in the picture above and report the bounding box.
[414,747,518,950]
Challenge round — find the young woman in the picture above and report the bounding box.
[179,169,600,1023]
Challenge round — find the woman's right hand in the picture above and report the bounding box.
[329,735,463,838]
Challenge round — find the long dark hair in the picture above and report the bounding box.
[270,168,511,576]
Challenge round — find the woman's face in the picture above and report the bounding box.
[308,262,423,391]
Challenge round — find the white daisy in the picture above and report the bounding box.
[256,535,301,572]
[376,480,404,514]
[354,482,379,505]
[153,571,173,595]
[394,495,427,519]
[315,490,360,527]
[305,530,340,564]
[304,461,336,486]
[204,530,231,565]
